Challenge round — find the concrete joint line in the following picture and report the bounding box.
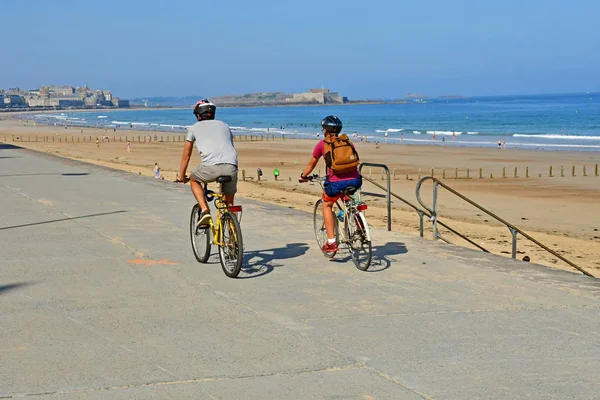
[303,303,600,322]
[1,363,366,398]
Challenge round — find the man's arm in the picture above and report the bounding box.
[178,140,194,181]
[299,156,319,181]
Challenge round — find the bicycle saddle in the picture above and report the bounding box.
[342,186,358,195]
[216,176,232,183]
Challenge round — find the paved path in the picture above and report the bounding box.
[2,144,600,399]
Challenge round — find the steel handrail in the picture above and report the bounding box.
[359,163,392,231]
[360,176,428,237]
[415,176,594,278]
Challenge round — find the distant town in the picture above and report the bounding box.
[2,83,467,112]
[0,84,130,111]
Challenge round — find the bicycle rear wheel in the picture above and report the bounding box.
[346,210,372,270]
[218,212,243,278]
[313,199,339,258]
[190,204,211,263]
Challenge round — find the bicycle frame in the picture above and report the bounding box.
[203,183,241,247]
[312,176,371,244]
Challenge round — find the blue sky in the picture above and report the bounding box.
[2,0,598,99]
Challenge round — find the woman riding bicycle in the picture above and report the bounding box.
[299,116,362,253]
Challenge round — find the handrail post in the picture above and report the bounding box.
[385,167,391,231]
[417,210,424,237]
[358,162,392,231]
[432,181,439,240]
[509,228,518,259]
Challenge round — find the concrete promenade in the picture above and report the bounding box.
[1,144,600,399]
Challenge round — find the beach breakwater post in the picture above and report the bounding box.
[583,166,587,177]
[549,166,553,177]
[526,167,529,178]
[479,168,483,179]
[503,167,506,178]
[561,166,564,177]
[595,164,599,176]
[514,167,518,178]
[242,169,246,181]
[572,165,576,177]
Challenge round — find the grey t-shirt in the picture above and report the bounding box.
[185,120,238,167]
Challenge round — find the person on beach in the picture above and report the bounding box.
[154,163,161,179]
[95,137,99,148]
[126,141,131,152]
[498,140,502,149]
[298,116,362,254]
[176,99,238,228]
[452,131,456,141]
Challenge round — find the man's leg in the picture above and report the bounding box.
[190,175,209,211]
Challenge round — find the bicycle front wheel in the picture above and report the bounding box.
[218,212,243,278]
[190,204,211,263]
[346,210,372,271]
[313,199,338,258]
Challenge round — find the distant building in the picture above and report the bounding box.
[45,85,75,96]
[3,95,26,106]
[286,88,347,104]
[112,97,130,108]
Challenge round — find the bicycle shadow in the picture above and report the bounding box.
[331,241,408,272]
[238,242,310,279]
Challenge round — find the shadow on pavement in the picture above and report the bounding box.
[331,241,408,272]
[369,242,408,271]
[0,282,34,295]
[0,172,90,178]
[0,144,23,150]
[0,156,21,159]
[239,242,310,279]
[0,210,127,231]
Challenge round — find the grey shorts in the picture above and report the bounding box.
[192,163,238,195]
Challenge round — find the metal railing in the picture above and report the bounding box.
[415,176,595,278]
[358,162,427,235]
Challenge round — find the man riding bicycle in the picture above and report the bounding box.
[177,99,238,227]
[299,116,362,253]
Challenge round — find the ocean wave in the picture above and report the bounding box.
[426,130,457,136]
[513,134,600,140]
[97,116,108,119]
[111,121,130,125]
[467,131,479,135]
[376,128,404,133]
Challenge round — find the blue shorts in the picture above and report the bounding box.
[323,176,362,200]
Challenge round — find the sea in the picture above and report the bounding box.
[24,92,600,151]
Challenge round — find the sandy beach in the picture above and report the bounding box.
[2,117,599,275]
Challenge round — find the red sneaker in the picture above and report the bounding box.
[321,242,339,253]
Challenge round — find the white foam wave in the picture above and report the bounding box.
[426,130,456,136]
[97,116,108,119]
[467,131,479,135]
[111,121,130,125]
[513,134,600,140]
[376,128,404,133]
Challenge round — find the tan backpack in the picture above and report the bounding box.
[323,134,360,174]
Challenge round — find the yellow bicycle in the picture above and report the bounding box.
[190,176,244,278]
